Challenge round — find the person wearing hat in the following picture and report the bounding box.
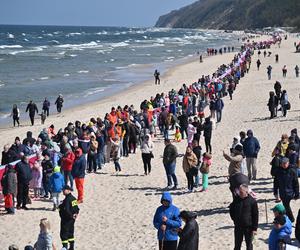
[50,166,65,211]
[55,94,64,113]
[243,130,260,181]
[153,192,181,250]
[59,185,79,250]
[41,151,54,199]
[275,157,299,222]
[223,144,244,177]
[268,214,292,250]
[177,211,199,250]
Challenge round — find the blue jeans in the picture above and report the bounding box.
[164,163,178,187]
[96,151,105,168]
[63,170,73,189]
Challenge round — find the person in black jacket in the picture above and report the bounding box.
[275,157,299,222]
[55,94,64,113]
[267,91,278,119]
[178,112,188,140]
[229,184,258,250]
[41,152,54,198]
[15,155,32,210]
[1,144,18,165]
[203,117,212,154]
[26,100,38,126]
[59,185,79,250]
[177,211,199,250]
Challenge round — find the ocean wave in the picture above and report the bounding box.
[9,47,44,55]
[78,70,89,74]
[0,113,10,119]
[22,33,26,36]
[68,54,77,57]
[96,31,108,35]
[51,40,60,44]
[39,77,49,80]
[8,33,14,39]
[46,33,53,37]
[64,74,70,77]
[68,32,83,36]
[23,38,29,42]
[0,45,23,49]
[84,87,105,97]
[56,41,103,49]
[110,42,129,48]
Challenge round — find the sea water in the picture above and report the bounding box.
[0,25,241,124]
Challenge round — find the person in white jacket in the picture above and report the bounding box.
[140,134,154,175]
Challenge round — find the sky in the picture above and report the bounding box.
[0,0,196,27]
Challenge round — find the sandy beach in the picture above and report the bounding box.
[1,34,300,249]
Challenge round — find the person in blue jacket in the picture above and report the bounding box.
[50,166,65,211]
[153,192,181,250]
[243,130,260,180]
[268,214,292,250]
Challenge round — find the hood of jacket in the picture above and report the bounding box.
[180,211,197,221]
[161,192,172,206]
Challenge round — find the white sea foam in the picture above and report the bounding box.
[22,33,26,36]
[51,40,60,44]
[0,45,23,49]
[110,42,129,48]
[40,77,49,80]
[9,47,44,55]
[57,41,103,49]
[23,38,29,42]
[96,31,108,35]
[8,33,14,39]
[84,87,105,97]
[64,74,70,77]
[68,54,77,57]
[110,58,115,62]
[69,32,83,36]
[46,33,53,37]
[78,70,89,74]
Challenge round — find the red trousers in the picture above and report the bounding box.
[75,178,84,202]
[4,194,14,208]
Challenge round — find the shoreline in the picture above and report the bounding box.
[0,49,238,149]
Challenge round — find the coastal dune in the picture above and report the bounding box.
[1,35,300,249]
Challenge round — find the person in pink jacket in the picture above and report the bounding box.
[187,119,197,147]
[31,153,43,199]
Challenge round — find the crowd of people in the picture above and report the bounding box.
[2,34,298,249]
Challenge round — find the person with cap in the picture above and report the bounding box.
[163,139,179,190]
[153,192,181,250]
[275,157,299,222]
[71,148,86,203]
[50,166,65,211]
[243,130,260,181]
[15,155,32,210]
[55,94,64,113]
[223,144,244,177]
[25,100,38,126]
[59,185,79,250]
[268,214,292,250]
[177,211,199,250]
[229,184,258,250]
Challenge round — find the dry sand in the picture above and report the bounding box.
[1,34,300,249]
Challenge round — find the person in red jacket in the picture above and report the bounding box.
[62,147,75,189]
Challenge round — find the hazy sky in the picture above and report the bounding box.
[0,0,196,27]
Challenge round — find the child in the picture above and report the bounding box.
[200,153,212,192]
[31,154,43,199]
[174,126,182,142]
[34,218,55,250]
[49,166,65,211]
[111,136,121,174]
[1,164,17,214]
[39,111,46,125]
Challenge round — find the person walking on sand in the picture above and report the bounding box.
[141,134,154,175]
[11,104,20,127]
[256,59,261,71]
[26,100,38,126]
[55,94,64,113]
[154,69,160,85]
[282,65,287,78]
[42,98,50,117]
[153,192,181,250]
[229,184,258,250]
[267,65,273,80]
[177,211,199,250]
[59,185,79,250]
[243,130,260,181]
[163,139,178,190]
[267,91,279,119]
[295,65,299,77]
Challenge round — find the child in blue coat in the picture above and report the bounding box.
[50,166,65,211]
